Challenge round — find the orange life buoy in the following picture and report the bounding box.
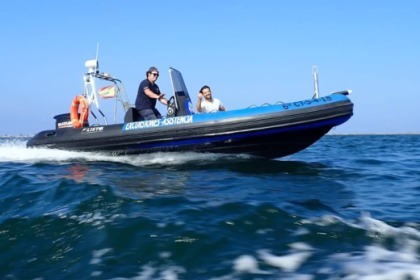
[70,95,89,128]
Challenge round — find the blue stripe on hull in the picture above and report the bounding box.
[126,115,351,151]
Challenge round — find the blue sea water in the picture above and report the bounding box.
[0,135,419,279]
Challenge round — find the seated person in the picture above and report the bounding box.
[196,85,226,113]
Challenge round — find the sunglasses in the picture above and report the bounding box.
[151,72,159,77]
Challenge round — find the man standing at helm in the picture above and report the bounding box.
[135,66,168,120]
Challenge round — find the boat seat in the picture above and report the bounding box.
[124,107,143,123]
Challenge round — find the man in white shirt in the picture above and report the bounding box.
[196,85,226,113]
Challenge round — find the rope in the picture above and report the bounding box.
[246,100,285,109]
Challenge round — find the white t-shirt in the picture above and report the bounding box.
[200,98,224,113]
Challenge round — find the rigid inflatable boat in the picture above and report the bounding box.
[27,60,353,159]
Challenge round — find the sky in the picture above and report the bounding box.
[1,1,419,135]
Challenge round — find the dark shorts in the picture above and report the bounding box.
[139,108,162,120]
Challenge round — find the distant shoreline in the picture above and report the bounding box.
[327,133,420,136]
[1,133,420,138]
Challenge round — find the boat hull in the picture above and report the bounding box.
[27,93,353,159]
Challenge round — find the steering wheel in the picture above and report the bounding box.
[167,96,176,117]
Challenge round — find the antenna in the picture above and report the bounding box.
[96,42,99,60]
[83,44,101,109]
[95,42,99,74]
[95,42,99,72]
[312,65,319,98]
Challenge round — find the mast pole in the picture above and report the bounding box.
[312,65,319,98]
